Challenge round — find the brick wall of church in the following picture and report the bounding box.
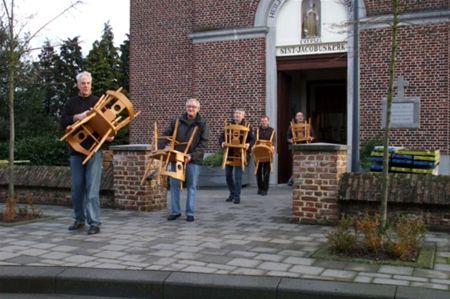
[130,0,265,152]
[193,39,266,152]
[129,0,193,143]
[192,0,260,31]
[359,23,449,153]
[364,0,449,16]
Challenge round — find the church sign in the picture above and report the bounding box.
[277,40,347,56]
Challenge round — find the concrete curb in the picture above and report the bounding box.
[1,266,449,299]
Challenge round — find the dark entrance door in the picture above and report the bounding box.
[276,54,347,183]
[277,72,293,183]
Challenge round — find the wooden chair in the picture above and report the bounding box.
[60,88,140,164]
[221,122,250,170]
[290,118,313,144]
[252,129,275,175]
[141,120,198,186]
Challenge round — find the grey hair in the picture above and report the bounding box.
[76,71,92,83]
[186,98,200,109]
[234,108,245,115]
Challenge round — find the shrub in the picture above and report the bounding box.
[202,149,223,167]
[0,135,69,166]
[387,215,426,260]
[355,214,384,253]
[329,213,427,262]
[328,215,357,254]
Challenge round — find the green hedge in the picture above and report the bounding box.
[0,135,69,166]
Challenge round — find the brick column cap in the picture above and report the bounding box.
[291,142,348,152]
[109,144,152,152]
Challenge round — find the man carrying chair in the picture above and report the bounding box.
[161,98,209,222]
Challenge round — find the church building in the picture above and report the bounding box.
[129,0,450,182]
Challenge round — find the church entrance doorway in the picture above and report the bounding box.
[276,53,347,183]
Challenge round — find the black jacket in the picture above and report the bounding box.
[160,112,209,165]
[60,94,100,155]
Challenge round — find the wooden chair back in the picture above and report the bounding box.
[221,122,250,170]
[252,128,275,175]
[141,120,198,186]
[291,118,313,144]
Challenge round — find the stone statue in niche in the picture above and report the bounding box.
[302,1,320,39]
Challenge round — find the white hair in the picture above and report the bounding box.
[186,98,200,109]
[76,71,92,83]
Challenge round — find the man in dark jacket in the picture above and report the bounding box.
[163,98,209,222]
[220,109,254,204]
[255,115,276,196]
[60,71,104,235]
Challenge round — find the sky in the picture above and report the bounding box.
[12,0,129,57]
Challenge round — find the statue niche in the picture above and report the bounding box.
[301,0,321,39]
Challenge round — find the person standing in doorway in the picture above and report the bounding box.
[163,98,209,222]
[255,115,276,196]
[286,111,314,186]
[220,109,254,204]
[61,71,105,235]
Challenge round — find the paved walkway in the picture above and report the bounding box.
[1,185,450,298]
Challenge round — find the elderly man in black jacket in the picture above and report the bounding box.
[162,98,209,222]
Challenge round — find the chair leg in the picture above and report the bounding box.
[221,147,229,169]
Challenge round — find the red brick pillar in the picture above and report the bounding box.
[110,144,167,211]
[292,143,348,225]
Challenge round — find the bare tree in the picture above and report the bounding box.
[1,0,82,221]
[379,0,401,233]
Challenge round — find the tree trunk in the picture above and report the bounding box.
[380,0,400,233]
[4,0,16,221]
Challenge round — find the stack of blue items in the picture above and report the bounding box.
[370,146,439,175]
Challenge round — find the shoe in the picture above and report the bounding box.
[68,221,85,231]
[262,190,268,196]
[87,225,100,235]
[167,213,181,220]
[233,197,240,204]
[257,189,263,195]
[186,215,195,222]
[226,195,234,202]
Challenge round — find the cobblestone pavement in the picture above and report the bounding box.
[1,185,449,292]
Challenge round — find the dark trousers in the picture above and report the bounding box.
[225,165,243,198]
[256,162,270,192]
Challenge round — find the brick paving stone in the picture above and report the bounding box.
[414,269,450,279]
[359,272,392,278]
[0,252,20,260]
[435,264,450,271]
[228,258,261,268]
[254,253,284,262]
[354,276,372,283]
[228,250,257,258]
[257,261,291,272]
[64,255,97,264]
[279,250,307,257]
[17,248,47,256]
[93,251,127,259]
[321,269,356,280]
[231,268,266,275]
[393,275,428,282]
[373,278,410,286]
[282,256,315,265]
[379,265,414,275]
[290,265,324,275]
[431,278,450,285]
[40,252,71,260]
